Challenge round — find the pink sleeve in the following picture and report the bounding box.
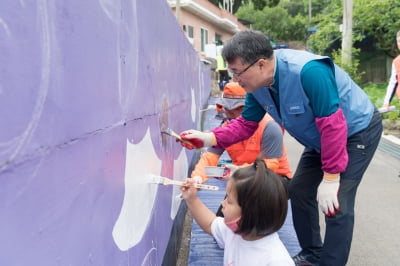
[211,116,258,149]
[315,108,348,173]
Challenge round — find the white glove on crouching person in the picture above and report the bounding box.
[317,172,340,216]
[179,130,216,149]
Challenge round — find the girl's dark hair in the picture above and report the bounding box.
[231,156,288,237]
[222,30,274,64]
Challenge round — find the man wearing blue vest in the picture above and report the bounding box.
[178,30,382,266]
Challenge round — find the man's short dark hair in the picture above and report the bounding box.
[222,30,274,64]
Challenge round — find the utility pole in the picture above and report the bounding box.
[341,0,353,65]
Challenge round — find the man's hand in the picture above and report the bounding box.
[317,173,340,216]
[179,130,216,149]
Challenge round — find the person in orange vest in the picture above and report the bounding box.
[191,82,292,189]
[382,30,400,110]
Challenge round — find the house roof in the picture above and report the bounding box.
[168,0,243,34]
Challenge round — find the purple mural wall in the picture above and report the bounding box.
[0,0,210,265]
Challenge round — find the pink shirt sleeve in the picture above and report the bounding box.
[315,108,348,173]
[211,116,258,149]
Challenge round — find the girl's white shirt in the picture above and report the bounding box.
[383,62,398,105]
[211,217,294,266]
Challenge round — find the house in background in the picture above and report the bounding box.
[167,0,248,59]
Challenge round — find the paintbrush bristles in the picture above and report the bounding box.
[161,128,182,140]
[161,128,193,145]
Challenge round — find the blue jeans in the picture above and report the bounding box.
[288,110,382,266]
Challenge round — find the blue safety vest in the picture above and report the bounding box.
[252,49,374,150]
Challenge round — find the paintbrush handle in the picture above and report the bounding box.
[194,183,219,191]
[166,179,219,191]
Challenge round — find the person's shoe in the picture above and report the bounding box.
[292,254,315,266]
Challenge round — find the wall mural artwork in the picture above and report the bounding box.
[0,0,210,265]
[112,132,189,251]
[112,132,162,251]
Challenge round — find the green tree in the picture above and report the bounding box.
[236,3,307,41]
[307,0,400,57]
[306,0,342,54]
[280,0,304,17]
[236,0,400,60]
[280,0,332,19]
[209,0,279,14]
[354,0,400,57]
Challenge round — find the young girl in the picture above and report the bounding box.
[181,157,294,266]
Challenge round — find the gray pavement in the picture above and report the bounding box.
[284,133,400,266]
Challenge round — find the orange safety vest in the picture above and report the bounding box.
[394,55,400,99]
[225,114,292,178]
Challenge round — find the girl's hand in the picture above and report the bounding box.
[180,178,200,201]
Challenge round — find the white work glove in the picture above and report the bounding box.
[180,130,216,149]
[317,173,340,216]
[222,164,240,180]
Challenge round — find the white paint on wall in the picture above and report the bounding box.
[141,244,157,266]
[170,148,188,219]
[112,129,162,251]
[191,86,196,123]
[0,17,11,36]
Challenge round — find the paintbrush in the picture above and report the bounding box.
[161,128,192,145]
[149,174,219,191]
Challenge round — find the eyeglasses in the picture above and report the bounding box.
[228,58,263,77]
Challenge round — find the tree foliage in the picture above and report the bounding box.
[306,0,342,54]
[209,0,279,14]
[280,0,332,18]
[234,0,400,59]
[353,0,400,58]
[307,0,400,57]
[236,3,307,42]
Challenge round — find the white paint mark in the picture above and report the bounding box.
[98,0,120,23]
[191,87,196,123]
[140,244,157,266]
[170,149,188,219]
[0,17,11,36]
[112,129,161,251]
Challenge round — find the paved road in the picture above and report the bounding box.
[284,133,400,266]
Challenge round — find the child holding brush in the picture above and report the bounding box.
[181,157,294,266]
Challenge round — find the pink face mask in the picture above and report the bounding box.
[224,216,241,232]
